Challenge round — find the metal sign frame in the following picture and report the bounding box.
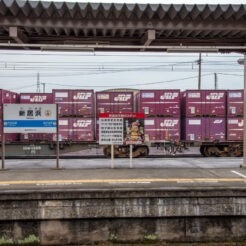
[1,104,60,170]
[99,113,144,168]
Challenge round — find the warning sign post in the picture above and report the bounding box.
[99,113,144,168]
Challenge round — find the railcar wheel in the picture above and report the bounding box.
[228,144,243,157]
[202,146,210,157]
[103,146,111,158]
[206,146,219,157]
[137,146,149,157]
[200,146,206,156]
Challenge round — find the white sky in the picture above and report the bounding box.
[0,0,245,93]
[0,51,243,93]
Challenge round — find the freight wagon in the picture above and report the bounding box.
[0,89,244,158]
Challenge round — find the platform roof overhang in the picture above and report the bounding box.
[0,1,246,52]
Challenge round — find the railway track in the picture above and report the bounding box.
[4,154,204,159]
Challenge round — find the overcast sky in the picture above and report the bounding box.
[0,0,245,93]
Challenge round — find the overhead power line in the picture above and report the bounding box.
[45,73,214,88]
[9,84,37,91]
[217,73,244,77]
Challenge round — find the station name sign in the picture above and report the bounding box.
[99,113,144,145]
[3,104,57,133]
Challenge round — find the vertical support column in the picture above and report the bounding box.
[1,104,5,170]
[111,144,114,169]
[56,104,60,169]
[198,53,202,90]
[214,73,218,90]
[242,54,246,167]
[130,144,133,168]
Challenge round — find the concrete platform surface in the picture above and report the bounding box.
[0,157,246,191]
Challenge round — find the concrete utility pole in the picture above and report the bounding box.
[214,73,218,90]
[198,53,202,90]
[41,83,46,93]
[36,72,40,93]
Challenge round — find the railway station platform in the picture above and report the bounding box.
[1,157,246,245]
[0,157,245,190]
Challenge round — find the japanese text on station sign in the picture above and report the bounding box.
[3,104,57,134]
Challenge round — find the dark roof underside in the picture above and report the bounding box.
[0,1,246,51]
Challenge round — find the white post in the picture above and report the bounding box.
[56,104,60,169]
[111,144,114,169]
[130,144,133,168]
[242,54,246,167]
[1,104,6,170]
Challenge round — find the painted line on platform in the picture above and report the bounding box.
[0,178,245,186]
[231,170,246,179]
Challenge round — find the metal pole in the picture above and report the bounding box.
[214,73,218,90]
[1,104,5,170]
[42,83,45,93]
[198,53,202,90]
[130,144,133,168]
[242,54,246,167]
[37,72,40,93]
[111,144,114,169]
[56,104,60,169]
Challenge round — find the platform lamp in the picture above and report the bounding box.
[237,58,246,168]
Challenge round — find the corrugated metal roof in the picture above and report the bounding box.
[0,1,246,49]
[0,1,246,20]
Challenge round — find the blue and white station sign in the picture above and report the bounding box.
[3,104,57,133]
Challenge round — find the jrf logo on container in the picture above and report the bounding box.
[161,119,179,127]
[73,92,92,100]
[73,120,92,127]
[206,92,224,100]
[114,94,131,101]
[160,92,178,100]
[30,96,47,102]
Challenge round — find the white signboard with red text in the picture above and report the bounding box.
[99,113,144,145]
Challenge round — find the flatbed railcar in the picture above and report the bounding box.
[1,139,243,158]
[0,88,244,158]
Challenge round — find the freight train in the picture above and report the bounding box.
[0,89,243,157]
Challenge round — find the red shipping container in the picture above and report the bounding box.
[72,90,94,117]
[53,118,73,142]
[227,90,243,117]
[182,90,226,117]
[182,118,202,141]
[227,118,243,141]
[96,118,99,141]
[0,90,19,142]
[0,89,19,116]
[53,89,73,116]
[0,121,18,142]
[204,90,226,116]
[139,90,180,116]
[72,118,94,142]
[20,93,53,104]
[182,117,226,141]
[96,92,134,116]
[144,117,180,142]
[10,91,19,103]
[20,93,53,142]
[181,90,202,117]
